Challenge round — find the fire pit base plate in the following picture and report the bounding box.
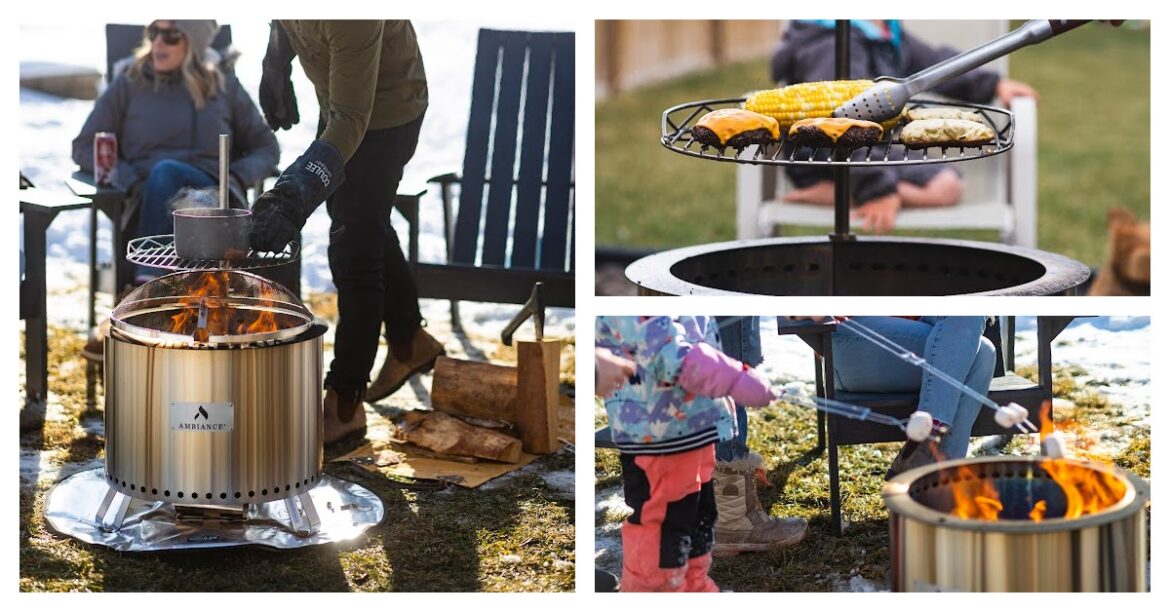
[44,468,383,552]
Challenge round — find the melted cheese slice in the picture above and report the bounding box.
[788,117,883,142]
[695,109,780,144]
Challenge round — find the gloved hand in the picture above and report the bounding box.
[259,21,299,131]
[677,343,777,407]
[250,139,345,252]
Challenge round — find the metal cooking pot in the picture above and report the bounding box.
[171,134,252,260]
[172,207,252,260]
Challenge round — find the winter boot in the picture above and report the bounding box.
[885,438,941,480]
[323,385,367,444]
[712,451,808,557]
[366,328,446,402]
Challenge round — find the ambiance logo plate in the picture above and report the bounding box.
[170,401,234,432]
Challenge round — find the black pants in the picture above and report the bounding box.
[323,113,425,393]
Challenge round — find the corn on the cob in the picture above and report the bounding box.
[745,80,874,130]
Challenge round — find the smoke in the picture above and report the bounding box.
[167,186,221,211]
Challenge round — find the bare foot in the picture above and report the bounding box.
[782,181,835,205]
[851,193,902,234]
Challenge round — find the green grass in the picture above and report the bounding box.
[595,365,1150,591]
[595,22,1150,267]
[20,323,574,592]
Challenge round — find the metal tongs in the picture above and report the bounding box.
[834,20,1090,123]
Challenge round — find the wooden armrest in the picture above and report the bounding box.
[67,170,126,200]
[19,187,90,211]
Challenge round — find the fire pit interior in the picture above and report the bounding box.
[110,270,312,346]
[627,236,1088,296]
[906,457,1129,521]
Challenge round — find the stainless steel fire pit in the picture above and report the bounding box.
[104,271,323,506]
[884,456,1149,592]
[45,250,383,551]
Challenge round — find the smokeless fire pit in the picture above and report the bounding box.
[44,240,383,551]
[884,457,1149,592]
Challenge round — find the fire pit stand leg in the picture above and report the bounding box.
[283,492,322,535]
[95,487,131,532]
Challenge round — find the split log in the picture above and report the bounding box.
[403,411,522,463]
[516,339,562,454]
[430,357,517,422]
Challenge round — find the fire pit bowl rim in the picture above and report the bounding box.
[882,456,1149,534]
[625,235,1090,297]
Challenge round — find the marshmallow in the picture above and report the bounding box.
[1041,433,1067,459]
[994,402,1029,429]
[906,411,934,442]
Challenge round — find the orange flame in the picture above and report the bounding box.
[943,399,1129,521]
[1028,500,1047,522]
[168,272,284,341]
[1039,400,1054,440]
[171,272,230,337]
[1038,459,1128,519]
[240,282,280,334]
[950,460,1003,520]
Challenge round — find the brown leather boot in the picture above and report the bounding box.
[712,451,808,557]
[323,386,367,444]
[885,439,940,480]
[366,328,445,402]
[81,319,111,364]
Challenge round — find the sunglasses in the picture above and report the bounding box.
[146,24,185,45]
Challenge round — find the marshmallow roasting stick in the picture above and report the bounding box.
[772,388,941,443]
[834,318,1037,434]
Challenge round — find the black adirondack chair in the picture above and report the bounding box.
[416,29,575,334]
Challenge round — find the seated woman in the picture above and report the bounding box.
[829,316,996,477]
[770,20,1037,233]
[72,20,279,285]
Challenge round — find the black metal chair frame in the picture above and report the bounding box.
[20,181,93,409]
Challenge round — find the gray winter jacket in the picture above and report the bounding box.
[72,61,280,202]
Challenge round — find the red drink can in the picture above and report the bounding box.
[94,132,117,186]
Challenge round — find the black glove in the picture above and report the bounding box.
[259,21,299,131]
[250,139,345,252]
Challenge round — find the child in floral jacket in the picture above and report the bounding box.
[597,316,776,592]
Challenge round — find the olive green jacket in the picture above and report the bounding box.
[280,20,428,162]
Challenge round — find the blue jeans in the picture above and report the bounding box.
[714,316,761,462]
[136,159,216,279]
[831,316,995,459]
